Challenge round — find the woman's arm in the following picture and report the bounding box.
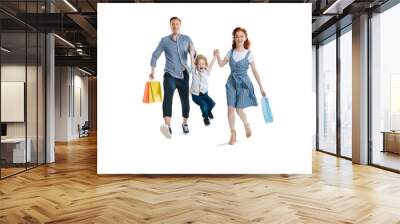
[214,49,228,67]
[250,61,266,97]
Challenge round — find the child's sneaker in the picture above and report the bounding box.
[208,112,214,119]
[182,123,189,134]
[203,117,210,126]
[160,124,172,139]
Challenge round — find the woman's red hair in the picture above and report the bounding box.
[232,27,250,49]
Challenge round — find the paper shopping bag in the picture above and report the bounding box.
[149,81,163,103]
[261,97,273,123]
[142,81,151,103]
[143,81,163,103]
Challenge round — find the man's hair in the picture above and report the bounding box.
[170,16,181,23]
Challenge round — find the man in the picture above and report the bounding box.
[150,17,194,138]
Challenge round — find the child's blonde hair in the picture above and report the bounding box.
[194,54,208,67]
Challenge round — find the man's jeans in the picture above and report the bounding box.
[162,70,190,118]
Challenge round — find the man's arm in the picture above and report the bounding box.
[149,38,164,79]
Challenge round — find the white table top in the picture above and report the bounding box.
[1,138,30,143]
[381,131,400,134]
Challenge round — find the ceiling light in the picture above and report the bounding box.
[78,67,93,76]
[54,34,75,48]
[63,0,78,12]
[322,0,354,15]
[1,47,11,53]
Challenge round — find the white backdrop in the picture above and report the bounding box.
[98,3,312,174]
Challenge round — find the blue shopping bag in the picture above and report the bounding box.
[261,97,273,123]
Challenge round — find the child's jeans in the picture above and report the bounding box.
[191,92,216,118]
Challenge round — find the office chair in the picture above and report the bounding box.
[79,121,90,138]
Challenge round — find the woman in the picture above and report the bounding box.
[214,27,266,145]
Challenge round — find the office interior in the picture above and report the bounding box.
[0,0,400,223]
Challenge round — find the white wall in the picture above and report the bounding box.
[1,65,40,138]
[1,66,26,129]
[71,71,89,138]
[98,4,312,174]
[55,66,70,141]
[55,67,89,141]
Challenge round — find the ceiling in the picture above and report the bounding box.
[0,0,393,75]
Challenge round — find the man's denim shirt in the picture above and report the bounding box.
[150,34,193,79]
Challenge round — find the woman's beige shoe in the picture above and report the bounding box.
[229,130,236,145]
[244,123,252,138]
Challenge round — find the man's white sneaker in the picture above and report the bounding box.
[160,124,172,139]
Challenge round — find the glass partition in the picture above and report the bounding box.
[0,1,46,179]
[1,31,28,177]
[318,36,337,155]
[339,28,352,158]
[371,3,400,171]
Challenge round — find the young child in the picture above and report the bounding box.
[189,46,216,126]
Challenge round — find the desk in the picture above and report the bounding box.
[382,131,400,154]
[1,138,32,163]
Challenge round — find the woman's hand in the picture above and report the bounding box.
[260,88,266,97]
[214,49,228,67]
[214,49,219,57]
